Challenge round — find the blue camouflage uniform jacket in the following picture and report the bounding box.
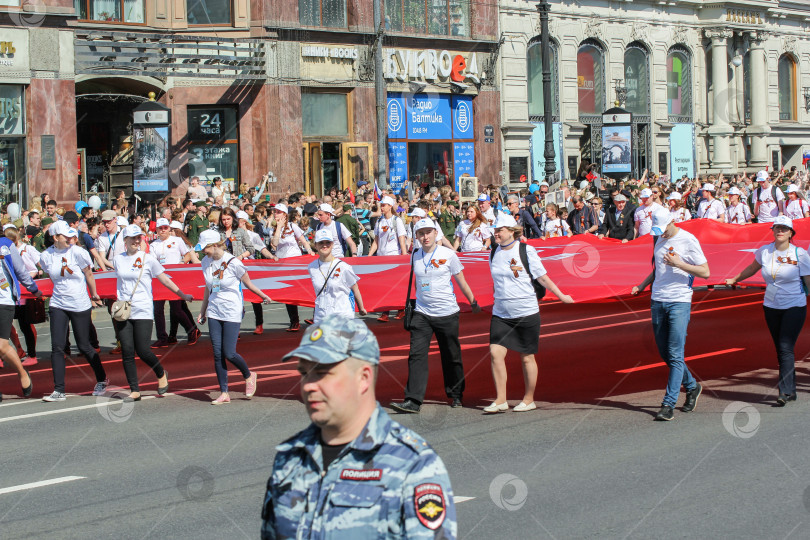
[262,403,457,539]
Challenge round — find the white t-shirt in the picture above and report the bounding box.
[482,207,496,227]
[490,244,547,319]
[41,245,92,312]
[455,220,492,252]
[412,246,463,317]
[113,251,165,320]
[408,222,446,251]
[316,221,352,258]
[374,215,407,256]
[726,203,751,224]
[150,237,189,265]
[248,230,266,254]
[670,208,691,224]
[634,203,665,236]
[785,198,809,220]
[751,185,785,223]
[18,244,40,276]
[697,199,725,221]
[273,224,305,259]
[755,243,810,309]
[187,184,208,200]
[545,218,570,238]
[202,252,247,323]
[308,258,358,324]
[651,230,708,303]
[96,227,126,262]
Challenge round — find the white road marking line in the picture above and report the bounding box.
[0,476,86,495]
[0,396,156,424]
[454,496,475,504]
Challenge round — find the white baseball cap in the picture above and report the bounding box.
[702,183,716,192]
[170,220,183,230]
[2,223,16,231]
[650,208,673,236]
[771,215,794,232]
[640,188,653,199]
[380,196,395,206]
[477,194,490,202]
[666,192,682,201]
[194,229,222,251]
[408,208,427,218]
[413,218,437,232]
[236,210,249,221]
[756,170,769,182]
[116,216,128,227]
[122,224,144,238]
[273,204,289,214]
[49,221,77,238]
[787,184,800,194]
[319,203,335,215]
[539,182,549,187]
[493,214,518,229]
[314,229,333,243]
[155,218,170,228]
[727,187,743,196]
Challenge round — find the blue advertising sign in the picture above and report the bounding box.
[388,142,408,194]
[453,142,475,192]
[452,95,474,139]
[530,122,564,181]
[387,94,407,140]
[601,125,632,174]
[670,123,695,179]
[407,93,452,140]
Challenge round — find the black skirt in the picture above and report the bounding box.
[489,312,541,354]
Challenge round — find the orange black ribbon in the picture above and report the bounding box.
[509,258,523,277]
[60,257,74,277]
[132,257,143,269]
[212,260,231,279]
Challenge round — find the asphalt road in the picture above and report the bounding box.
[1,290,809,539]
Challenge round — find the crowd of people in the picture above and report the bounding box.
[0,165,806,413]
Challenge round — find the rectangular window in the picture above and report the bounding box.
[299,0,345,28]
[187,0,231,25]
[302,93,348,137]
[386,0,469,37]
[187,107,239,192]
[75,0,144,23]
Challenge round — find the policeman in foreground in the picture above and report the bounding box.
[261,314,457,539]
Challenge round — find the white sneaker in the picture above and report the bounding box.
[43,391,66,402]
[92,379,109,396]
[513,402,537,412]
[483,402,509,413]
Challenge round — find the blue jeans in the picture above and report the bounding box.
[651,300,696,407]
[208,318,250,392]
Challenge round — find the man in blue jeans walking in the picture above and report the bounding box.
[632,208,711,421]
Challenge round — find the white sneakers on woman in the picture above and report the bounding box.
[513,402,537,412]
[483,402,509,413]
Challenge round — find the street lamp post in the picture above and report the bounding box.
[537,0,556,182]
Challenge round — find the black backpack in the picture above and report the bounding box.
[490,242,546,300]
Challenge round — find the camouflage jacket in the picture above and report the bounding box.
[261,404,457,540]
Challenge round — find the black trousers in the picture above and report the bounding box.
[252,302,264,326]
[114,318,165,392]
[14,304,36,358]
[170,301,195,338]
[285,304,299,325]
[404,311,465,404]
[49,307,106,393]
[763,305,806,396]
[154,300,195,340]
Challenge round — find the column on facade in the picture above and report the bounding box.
[746,30,770,168]
[705,28,734,171]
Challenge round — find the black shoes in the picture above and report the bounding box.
[654,405,674,421]
[158,371,169,396]
[777,393,797,406]
[22,369,32,398]
[682,383,702,413]
[450,398,463,408]
[390,400,421,414]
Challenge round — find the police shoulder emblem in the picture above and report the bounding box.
[414,483,445,530]
[310,328,323,341]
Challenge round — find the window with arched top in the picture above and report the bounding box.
[778,54,797,122]
[577,41,605,116]
[527,39,559,120]
[624,43,650,115]
[667,46,692,121]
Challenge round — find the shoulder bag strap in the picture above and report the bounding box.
[128,252,147,301]
[405,251,417,305]
[106,231,119,260]
[316,260,341,297]
[518,242,535,282]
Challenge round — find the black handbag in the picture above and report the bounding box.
[402,252,417,331]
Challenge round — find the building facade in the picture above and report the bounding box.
[499,0,810,186]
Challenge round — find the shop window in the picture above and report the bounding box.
[187,106,240,196]
[302,93,348,137]
[187,0,231,25]
[75,0,144,23]
[299,0,345,28]
[385,0,469,37]
[778,54,797,122]
[667,46,692,121]
[527,39,559,120]
[577,41,604,116]
[624,43,650,115]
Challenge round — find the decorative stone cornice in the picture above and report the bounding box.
[704,28,733,41]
